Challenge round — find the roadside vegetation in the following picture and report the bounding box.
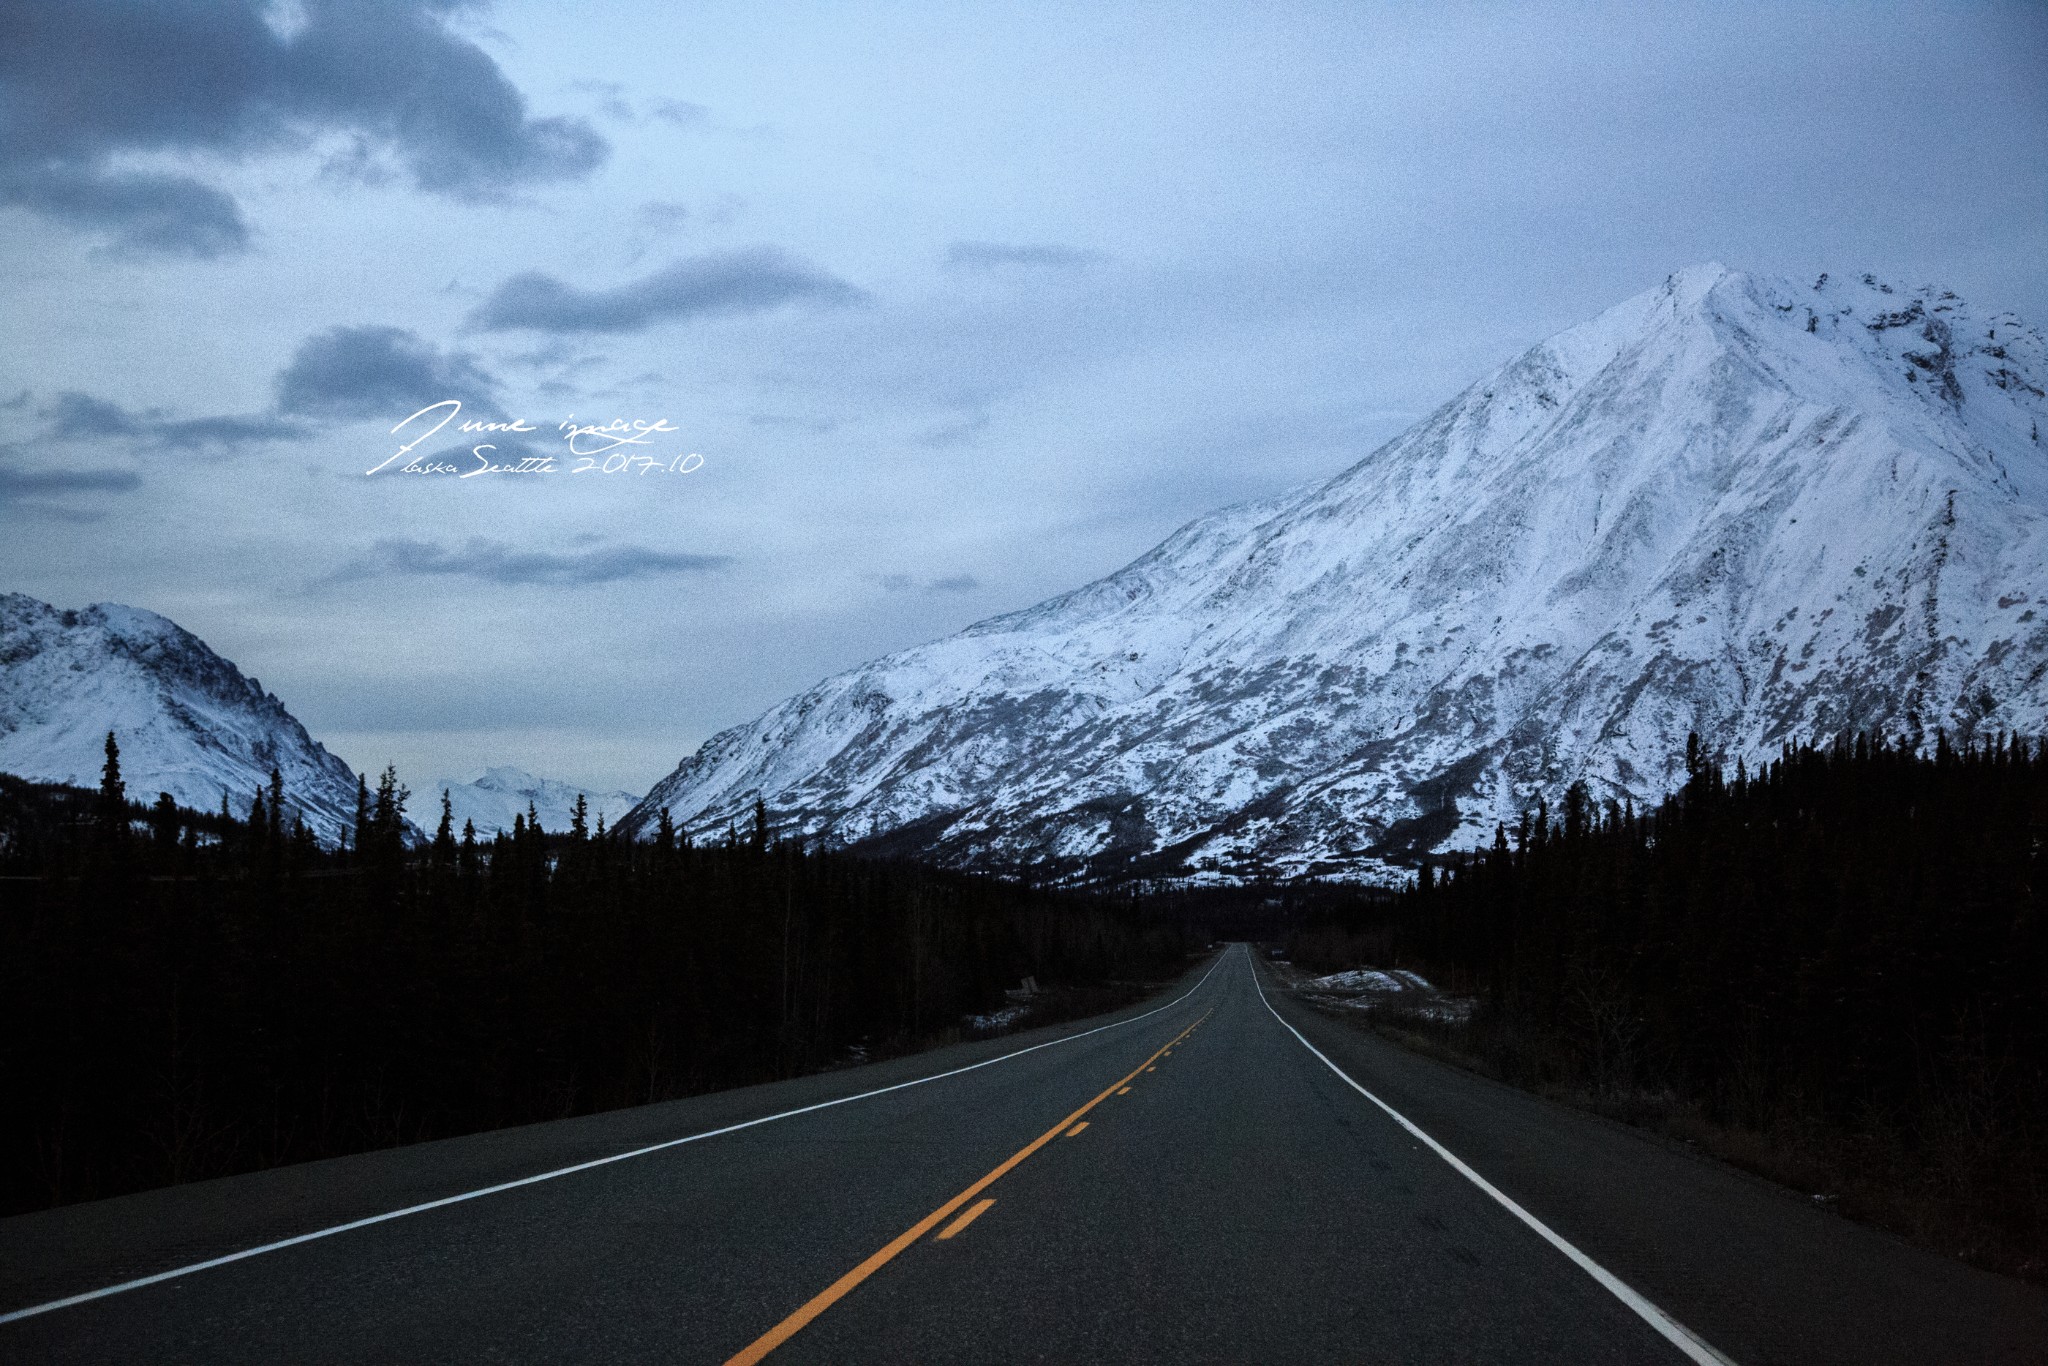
[1286,732,2048,1283]
[0,749,1191,1217]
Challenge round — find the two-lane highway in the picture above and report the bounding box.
[3,946,2044,1362]
[732,948,1714,1365]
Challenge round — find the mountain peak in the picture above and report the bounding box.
[474,766,543,792]
[84,600,180,637]
[0,594,363,843]
[434,768,642,836]
[1663,258,1738,301]
[622,265,2048,881]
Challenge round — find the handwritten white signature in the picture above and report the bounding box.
[368,401,705,479]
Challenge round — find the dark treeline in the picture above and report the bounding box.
[1136,879,1391,944]
[1292,732,2047,1271]
[0,746,1192,1217]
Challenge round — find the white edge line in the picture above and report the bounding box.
[1249,955,1739,1366]
[0,949,1231,1327]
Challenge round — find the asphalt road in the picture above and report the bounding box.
[2,945,2043,1363]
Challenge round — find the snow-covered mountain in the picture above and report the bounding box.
[622,265,2048,882]
[429,767,640,838]
[0,594,365,844]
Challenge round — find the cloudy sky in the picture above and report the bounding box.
[3,0,2044,795]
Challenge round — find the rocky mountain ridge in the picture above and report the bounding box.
[0,594,366,844]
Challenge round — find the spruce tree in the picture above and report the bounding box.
[1564,781,1590,842]
[370,766,409,876]
[96,731,127,839]
[434,790,457,864]
[151,792,180,855]
[352,774,371,857]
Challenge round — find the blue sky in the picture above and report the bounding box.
[2,0,2044,793]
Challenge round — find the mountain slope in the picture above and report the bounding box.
[0,595,365,844]
[623,265,2048,881]
[430,767,640,838]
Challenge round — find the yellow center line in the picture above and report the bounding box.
[1064,1121,1089,1137]
[1116,1086,1131,1095]
[935,1199,996,1240]
[722,1007,1211,1365]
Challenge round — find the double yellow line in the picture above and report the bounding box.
[724,1007,1211,1364]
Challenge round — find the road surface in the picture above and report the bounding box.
[2,945,2043,1362]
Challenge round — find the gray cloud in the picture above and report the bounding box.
[18,326,478,461]
[468,248,864,334]
[275,326,501,421]
[0,448,141,520]
[45,393,140,439]
[0,0,608,256]
[637,200,691,233]
[0,464,140,499]
[648,100,710,128]
[880,573,982,594]
[750,412,838,435]
[570,83,706,129]
[919,412,991,448]
[943,241,1104,272]
[0,166,250,258]
[38,392,306,451]
[569,79,637,123]
[335,537,732,586]
[152,413,307,449]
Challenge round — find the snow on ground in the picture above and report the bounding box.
[1298,963,1475,1023]
[966,1004,1032,1033]
[1305,967,1410,992]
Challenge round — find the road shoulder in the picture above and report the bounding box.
[1254,953,2048,1366]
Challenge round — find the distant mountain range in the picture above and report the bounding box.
[621,264,2048,883]
[0,594,637,848]
[429,767,641,838]
[0,594,365,844]
[14,265,2045,882]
